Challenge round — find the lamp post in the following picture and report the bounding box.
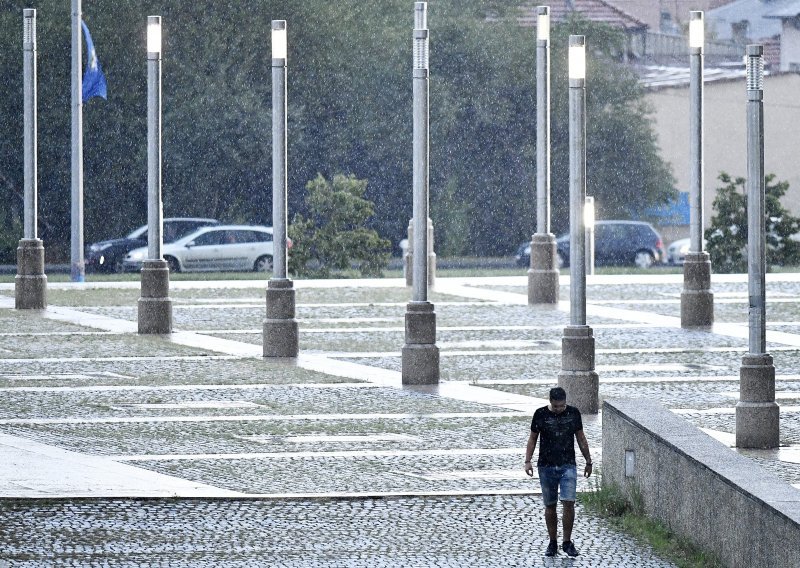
[528,6,559,305]
[558,35,598,414]
[736,44,778,448]
[402,1,439,385]
[263,19,299,358]
[681,11,714,328]
[70,0,84,282]
[16,8,47,310]
[137,15,172,334]
[584,195,595,276]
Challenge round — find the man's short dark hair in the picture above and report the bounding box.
[549,387,567,401]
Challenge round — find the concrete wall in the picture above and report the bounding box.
[646,73,800,227]
[602,399,800,568]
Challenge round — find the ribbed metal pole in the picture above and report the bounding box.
[536,6,550,235]
[569,35,586,326]
[70,0,84,282]
[746,45,766,355]
[147,16,162,261]
[23,9,36,240]
[272,21,288,280]
[412,1,429,303]
[402,1,438,385]
[689,12,703,254]
[736,43,777,449]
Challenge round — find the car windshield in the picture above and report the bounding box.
[126,222,209,243]
[126,226,147,239]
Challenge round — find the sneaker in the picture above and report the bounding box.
[545,541,558,557]
[562,541,579,557]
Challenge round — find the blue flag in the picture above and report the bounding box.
[81,20,107,102]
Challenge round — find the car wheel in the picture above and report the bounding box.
[634,250,654,269]
[165,256,180,273]
[254,255,273,272]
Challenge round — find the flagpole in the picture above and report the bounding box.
[70,0,84,282]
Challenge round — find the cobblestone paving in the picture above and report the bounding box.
[0,308,91,334]
[0,357,353,387]
[0,382,495,420]
[75,302,627,333]
[0,496,676,567]
[3,274,800,565]
[0,333,211,360]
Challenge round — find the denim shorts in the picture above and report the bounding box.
[537,465,577,506]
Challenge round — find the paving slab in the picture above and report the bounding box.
[0,432,242,498]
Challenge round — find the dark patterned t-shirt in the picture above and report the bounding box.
[530,405,583,467]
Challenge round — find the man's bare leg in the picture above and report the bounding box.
[562,500,575,542]
[545,505,558,541]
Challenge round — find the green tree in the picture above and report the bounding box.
[289,173,391,277]
[0,2,676,260]
[705,172,800,273]
[549,15,676,239]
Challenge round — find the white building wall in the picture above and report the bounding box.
[646,74,800,229]
[780,20,800,71]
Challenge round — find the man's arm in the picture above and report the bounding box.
[575,429,592,478]
[524,431,538,477]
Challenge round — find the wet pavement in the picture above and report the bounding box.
[1,272,799,565]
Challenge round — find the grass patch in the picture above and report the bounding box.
[580,480,723,568]
[0,262,701,284]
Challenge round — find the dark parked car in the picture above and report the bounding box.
[85,218,219,273]
[515,221,665,269]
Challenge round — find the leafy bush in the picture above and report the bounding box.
[705,172,800,273]
[288,174,391,278]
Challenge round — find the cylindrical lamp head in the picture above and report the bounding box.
[414,3,429,71]
[569,35,586,80]
[272,20,287,60]
[415,2,427,30]
[147,16,162,54]
[746,44,764,91]
[23,9,36,46]
[537,6,549,42]
[584,196,595,229]
[689,11,704,50]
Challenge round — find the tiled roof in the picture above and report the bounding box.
[519,0,648,31]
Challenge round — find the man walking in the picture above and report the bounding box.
[524,386,593,557]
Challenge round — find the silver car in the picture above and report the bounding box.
[666,237,707,265]
[124,225,276,273]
